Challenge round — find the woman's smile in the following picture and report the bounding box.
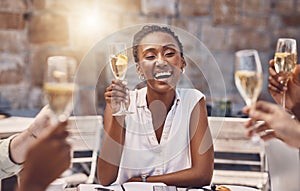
[154,70,172,80]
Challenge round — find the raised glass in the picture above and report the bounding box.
[235,49,263,107]
[274,38,297,108]
[109,43,133,116]
[44,56,77,123]
[235,49,263,144]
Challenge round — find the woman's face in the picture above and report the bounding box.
[137,32,185,93]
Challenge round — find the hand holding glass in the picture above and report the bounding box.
[274,38,297,109]
[109,43,133,116]
[234,49,263,143]
[44,56,77,123]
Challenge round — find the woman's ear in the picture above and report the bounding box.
[136,63,142,75]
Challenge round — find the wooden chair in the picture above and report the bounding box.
[62,115,103,186]
[209,117,269,190]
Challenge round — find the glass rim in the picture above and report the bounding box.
[277,38,297,42]
[47,56,77,64]
[235,49,259,57]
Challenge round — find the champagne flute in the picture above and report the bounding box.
[44,56,77,124]
[274,38,297,109]
[109,42,133,116]
[234,49,263,143]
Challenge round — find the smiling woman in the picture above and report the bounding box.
[98,25,214,188]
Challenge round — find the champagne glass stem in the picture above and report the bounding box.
[120,102,126,112]
[282,89,286,109]
[249,103,262,145]
[112,102,127,116]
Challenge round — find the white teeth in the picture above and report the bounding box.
[154,71,172,79]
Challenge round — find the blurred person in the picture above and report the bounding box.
[16,120,71,191]
[0,106,56,179]
[98,25,214,187]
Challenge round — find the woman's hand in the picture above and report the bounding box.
[104,80,130,114]
[268,59,300,109]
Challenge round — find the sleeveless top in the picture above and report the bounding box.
[115,87,205,184]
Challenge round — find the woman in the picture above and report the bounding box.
[98,25,214,187]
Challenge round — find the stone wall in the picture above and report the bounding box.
[0,0,300,115]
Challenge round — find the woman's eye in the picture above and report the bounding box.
[165,52,175,57]
[145,55,155,60]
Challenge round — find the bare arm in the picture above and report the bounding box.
[10,106,52,164]
[97,80,127,185]
[127,99,214,187]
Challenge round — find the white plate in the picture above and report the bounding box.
[203,185,259,191]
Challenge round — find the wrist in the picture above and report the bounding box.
[141,174,149,182]
[27,128,38,139]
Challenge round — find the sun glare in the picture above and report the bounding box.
[84,14,99,30]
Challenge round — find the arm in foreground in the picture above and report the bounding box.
[10,106,52,164]
[17,121,71,191]
[97,80,127,185]
[244,101,300,148]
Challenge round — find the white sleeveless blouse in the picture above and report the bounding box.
[115,87,205,184]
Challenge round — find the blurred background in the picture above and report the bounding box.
[0,0,300,117]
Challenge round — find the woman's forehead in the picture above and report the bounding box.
[139,32,179,48]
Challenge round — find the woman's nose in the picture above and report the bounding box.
[155,59,168,66]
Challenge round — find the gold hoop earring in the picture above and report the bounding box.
[181,68,185,74]
[139,74,146,81]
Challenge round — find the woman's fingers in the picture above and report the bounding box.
[242,106,250,115]
[260,130,276,141]
[104,81,128,104]
[268,71,285,91]
[246,121,266,137]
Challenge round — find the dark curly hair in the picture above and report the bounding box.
[132,25,184,63]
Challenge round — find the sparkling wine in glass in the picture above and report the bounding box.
[44,56,77,123]
[109,43,133,116]
[235,49,263,143]
[274,38,297,109]
[235,50,263,107]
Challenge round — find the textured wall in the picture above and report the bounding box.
[0,0,300,115]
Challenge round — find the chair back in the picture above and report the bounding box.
[68,115,103,184]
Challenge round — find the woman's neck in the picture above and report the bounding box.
[145,87,176,144]
[146,87,176,112]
